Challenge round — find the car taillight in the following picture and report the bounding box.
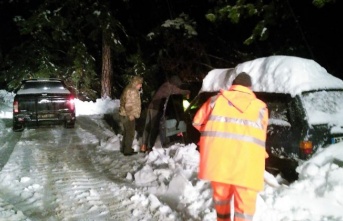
[13,100,19,113]
[68,96,75,111]
[300,140,313,155]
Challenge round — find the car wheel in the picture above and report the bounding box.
[64,121,75,128]
[13,123,24,132]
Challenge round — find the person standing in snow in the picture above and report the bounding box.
[140,75,190,153]
[119,75,143,156]
[192,72,269,221]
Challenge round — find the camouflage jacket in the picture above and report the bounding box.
[119,77,142,118]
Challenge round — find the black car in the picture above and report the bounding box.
[13,78,76,131]
[183,89,343,180]
[182,56,343,180]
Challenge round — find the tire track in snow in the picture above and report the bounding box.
[0,118,151,220]
[45,125,139,220]
[0,126,22,171]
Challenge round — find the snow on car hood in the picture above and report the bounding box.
[200,55,343,97]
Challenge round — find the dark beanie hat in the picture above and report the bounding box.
[169,75,183,86]
[232,72,252,87]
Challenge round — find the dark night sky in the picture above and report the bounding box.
[1,1,343,80]
[293,1,343,79]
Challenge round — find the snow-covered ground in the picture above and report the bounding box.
[1,56,343,220]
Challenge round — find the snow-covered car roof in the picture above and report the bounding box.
[200,55,343,97]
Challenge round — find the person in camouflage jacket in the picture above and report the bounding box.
[119,76,143,156]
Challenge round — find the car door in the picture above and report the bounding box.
[159,94,187,145]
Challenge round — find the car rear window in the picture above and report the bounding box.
[17,80,71,95]
[301,90,343,125]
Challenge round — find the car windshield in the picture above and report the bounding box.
[301,90,343,125]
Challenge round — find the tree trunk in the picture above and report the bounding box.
[101,35,112,99]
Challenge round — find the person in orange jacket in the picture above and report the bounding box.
[192,72,269,221]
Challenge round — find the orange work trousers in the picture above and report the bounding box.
[211,181,258,221]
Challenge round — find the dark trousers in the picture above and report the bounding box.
[120,115,135,154]
[141,109,161,149]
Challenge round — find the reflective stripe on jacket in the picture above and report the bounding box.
[193,85,268,191]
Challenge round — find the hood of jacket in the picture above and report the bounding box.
[219,85,256,113]
[130,76,143,88]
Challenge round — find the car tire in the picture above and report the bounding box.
[13,123,24,132]
[64,121,75,128]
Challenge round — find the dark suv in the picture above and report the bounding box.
[183,89,343,179]
[13,79,76,131]
[182,56,343,180]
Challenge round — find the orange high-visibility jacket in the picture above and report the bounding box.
[193,85,269,191]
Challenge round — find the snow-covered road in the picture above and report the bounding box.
[2,89,343,220]
[0,116,181,221]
